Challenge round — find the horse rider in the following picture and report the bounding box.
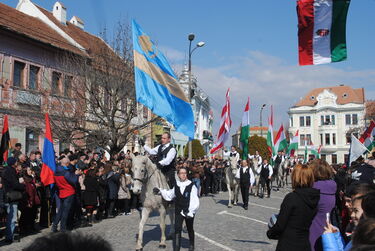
[153,167,199,251]
[235,160,255,210]
[272,151,285,191]
[248,151,263,168]
[139,132,177,188]
[229,146,240,163]
[257,159,273,198]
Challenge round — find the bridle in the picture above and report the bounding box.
[133,157,157,184]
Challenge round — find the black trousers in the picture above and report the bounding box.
[240,183,250,207]
[175,211,195,243]
[260,177,271,196]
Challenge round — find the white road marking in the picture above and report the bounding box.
[249,203,278,210]
[195,232,236,251]
[217,210,268,225]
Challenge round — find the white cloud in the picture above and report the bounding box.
[158,46,186,64]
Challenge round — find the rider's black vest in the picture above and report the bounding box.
[240,167,250,186]
[260,164,270,179]
[175,182,194,212]
[230,152,237,157]
[157,144,176,173]
[275,155,282,167]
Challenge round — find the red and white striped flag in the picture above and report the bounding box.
[210,89,231,154]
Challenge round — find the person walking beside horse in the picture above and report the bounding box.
[235,160,255,210]
[154,167,199,251]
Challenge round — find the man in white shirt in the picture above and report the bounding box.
[248,151,263,168]
[140,132,177,188]
[229,146,240,163]
[257,159,273,198]
[235,160,255,210]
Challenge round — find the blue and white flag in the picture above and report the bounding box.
[132,20,194,139]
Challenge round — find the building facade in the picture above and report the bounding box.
[171,66,213,156]
[288,85,366,164]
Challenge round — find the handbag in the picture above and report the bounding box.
[6,190,23,202]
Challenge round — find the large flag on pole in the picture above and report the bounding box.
[274,124,288,153]
[41,113,56,186]
[266,105,274,157]
[310,143,322,158]
[240,98,250,160]
[288,130,299,156]
[210,89,231,154]
[359,120,375,152]
[297,0,351,66]
[349,134,368,165]
[132,20,194,138]
[0,115,10,164]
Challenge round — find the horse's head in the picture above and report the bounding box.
[131,155,149,195]
[228,157,238,175]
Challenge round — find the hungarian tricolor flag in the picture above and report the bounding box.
[359,120,375,152]
[41,113,56,186]
[311,143,322,158]
[0,115,10,164]
[288,130,299,157]
[274,124,288,153]
[297,0,351,66]
[240,98,250,160]
[266,105,275,157]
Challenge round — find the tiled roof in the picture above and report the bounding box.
[250,126,268,131]
[0,2,85,56]
[294,85,365,107]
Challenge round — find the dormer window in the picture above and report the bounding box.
[310,96,315,100]
[343,93,348,98]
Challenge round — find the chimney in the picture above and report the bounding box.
[52,2,67,24]
[70,16,84,29]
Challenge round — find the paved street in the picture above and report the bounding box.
[3,188,291,251]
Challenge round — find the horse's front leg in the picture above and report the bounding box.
[227,183,233,208]
[233,184,239,205]
[136,207,152,251]
[158,206,167,248]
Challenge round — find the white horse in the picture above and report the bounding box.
[131,155,174,251]
[226,157,239,208]
[249,157,260,195]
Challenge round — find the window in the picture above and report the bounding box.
[331,115,335,125]
[300,134,305,145]
[306,134,312,145]
[325,133,330,145]
[346,133,351,144]
[29,65,39,90]
[299,116,305,127]
[52,72,61,95]
[325,115,331,125]
[345,114,351,125]
[321,115,334,125]
[306,116,311,127]
[63,75,72,97]
[352,114,358,125]
[290,117,293,127]
[321,154,326,161]
[320,134,323,145]
[321,115,324,126]
[13,61,25,87]
[332,154,337,164]
[332,133,336,145]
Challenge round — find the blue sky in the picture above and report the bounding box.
[3,0,375,136]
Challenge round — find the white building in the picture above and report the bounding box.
[171,67,213,156]
[288,85,366,164]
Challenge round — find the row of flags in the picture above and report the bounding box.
[0,114,56,186]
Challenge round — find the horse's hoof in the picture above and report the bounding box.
[159,244,166,249]
[136,249,143,251]
[228,205,232,208]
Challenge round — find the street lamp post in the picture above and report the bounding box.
[187,33,205,160]
[260,104,266,137]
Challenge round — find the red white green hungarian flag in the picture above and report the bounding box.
[274,124,288,152]
[267,106,275,157]
[240,98,250,160]
[288,130,299,156]
[359,120,375,152]
[311,143,322,158]
[297,0,351,66]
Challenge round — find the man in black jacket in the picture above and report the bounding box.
[2,157,25,243]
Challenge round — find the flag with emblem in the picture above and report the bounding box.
[297,0,351,66]
[240,98,250,160]
[132,20,194,138]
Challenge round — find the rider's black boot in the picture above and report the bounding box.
[173,233,181,251]
[188,234,195,251]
